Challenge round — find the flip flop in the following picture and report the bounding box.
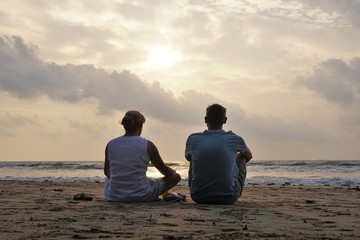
[163,192,186,202]
[73,193,93,201]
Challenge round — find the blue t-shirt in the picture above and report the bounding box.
[185,130,248,204]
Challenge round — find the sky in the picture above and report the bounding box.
[0,0,359,162]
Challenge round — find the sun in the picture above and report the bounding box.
[146,46,182,68]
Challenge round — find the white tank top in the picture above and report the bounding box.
[104,136,153,201]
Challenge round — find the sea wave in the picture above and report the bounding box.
[1,175,105,183]
[1,160,359,186]
[249,160,360,167]
[0,161,184,170]
[0,161,104,170]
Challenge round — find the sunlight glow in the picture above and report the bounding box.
[146,46,182,68]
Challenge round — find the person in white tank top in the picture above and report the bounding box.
[104,110,181,202]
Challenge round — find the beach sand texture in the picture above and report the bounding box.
[0,181,359,239]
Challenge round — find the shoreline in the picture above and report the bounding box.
[0,180,359,239]
[1,159,360,186]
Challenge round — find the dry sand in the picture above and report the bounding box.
[0,180,359,239]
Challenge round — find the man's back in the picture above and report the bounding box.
[185,130,247,204]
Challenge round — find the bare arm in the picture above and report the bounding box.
[104,143,110,178]
[147,140,175,177]
[242,147,253,163]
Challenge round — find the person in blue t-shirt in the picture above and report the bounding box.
[185,104,253,204]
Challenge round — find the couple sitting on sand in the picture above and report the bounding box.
[103,104,253,204]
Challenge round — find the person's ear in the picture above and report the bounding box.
[204,116,208,123]
[224,117,227,124]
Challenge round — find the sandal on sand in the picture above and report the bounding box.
[163,193,186,202]
[73,193,93,201]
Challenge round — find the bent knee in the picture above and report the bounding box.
[173,172,181,183]
[166,172,181,184]
[163,172,181,191]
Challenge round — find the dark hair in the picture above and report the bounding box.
[121,110,145,133]
[206,104,226,126]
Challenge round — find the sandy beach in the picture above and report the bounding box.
[0,180,359,239]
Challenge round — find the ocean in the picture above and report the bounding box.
[0,160,359,186]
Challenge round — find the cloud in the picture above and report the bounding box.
[296,58,360,106]
[65,117,108,137]
[0,35,328,145]
[302,0,360,28]
[0,35,225,125]
[0,112,39,136]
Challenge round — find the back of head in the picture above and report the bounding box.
[206,104,226,126]
[121,110,146,133]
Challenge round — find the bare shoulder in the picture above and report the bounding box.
[147,140,158,155]
[147,140,157,148]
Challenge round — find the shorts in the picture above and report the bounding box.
[104,177,165,202]
[148,177,166,201]
[236,155,247,197]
